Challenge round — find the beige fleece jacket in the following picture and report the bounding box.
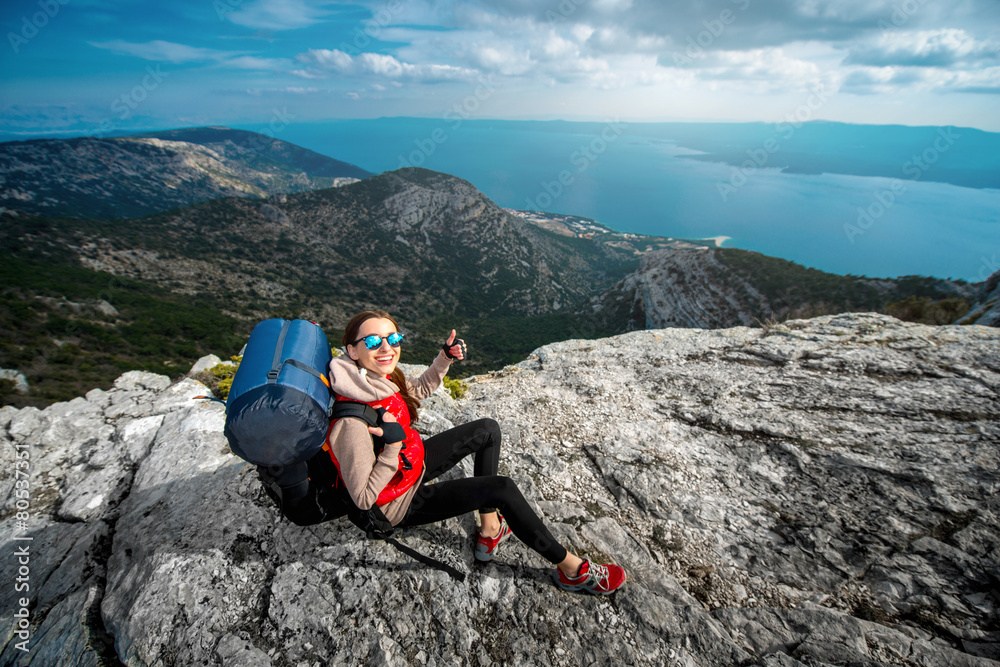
[327,352,452,525]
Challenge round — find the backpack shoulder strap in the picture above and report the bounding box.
[331,400,380,427]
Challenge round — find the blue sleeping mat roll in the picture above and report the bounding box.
[224,319,334,468]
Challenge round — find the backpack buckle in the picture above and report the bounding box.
[266,369,279,382]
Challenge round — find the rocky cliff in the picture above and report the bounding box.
[961,270,1000,327]
[1,313,997,666]
[607,245,769,329]
[602,246,979,332]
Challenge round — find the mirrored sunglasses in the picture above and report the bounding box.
[352,332,404,350]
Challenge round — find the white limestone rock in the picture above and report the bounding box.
[0,314,998,665]
[189,354,226,375]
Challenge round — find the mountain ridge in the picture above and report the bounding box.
[0,127,372,219]
[132,126,372,180]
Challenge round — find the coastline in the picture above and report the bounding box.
[700,236,731,248]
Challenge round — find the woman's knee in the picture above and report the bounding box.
[470,418,501,444]
[485,474,521,501]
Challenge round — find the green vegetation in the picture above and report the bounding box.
[0,379,18,407]
[715,248,972,324]
[442,376,468,400]
[716,248,884,317]
[885,296,970,325]
[192,356,242,400]
[0,254,246,408]
[0,244,620,407]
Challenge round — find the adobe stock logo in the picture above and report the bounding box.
[395,75,499,169]
[844,127,959,243]
[669,0,752,67]
[524,119,626,211]
[7,0,70,54]
[877,0,927,34]
[93,65,169,137]
[717,83,832,202]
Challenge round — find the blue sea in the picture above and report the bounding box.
[273,118,1000,283]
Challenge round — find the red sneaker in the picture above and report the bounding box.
[475,513,512,562]
[553,559,626,595]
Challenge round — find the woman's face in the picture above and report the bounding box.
[347,317,401,376]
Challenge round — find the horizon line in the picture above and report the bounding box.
[3,116,999,143]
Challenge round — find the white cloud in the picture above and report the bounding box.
[293,49,479,82]
[843,63,1000,95]
[950,66,1000,94]
[585,0,634,13]
[845,29,999,68]
[658,45,827,95]
[89,39,290,73]
[224,0,329,31]
[379,15,639,86]
[538,32,580,61]
[207,0,1000,123]
[89,40,237,64]
[588,26,667,55]
[89,39,292,74]
[837,28,1000,96]
[793,0,883,22]
[301,48,353,71]
[427,0,999,59]
[570,24,596,44]
[277,0,998,117]
[288,69,325,80]
[9,0,997,134]
[463,43,534,76]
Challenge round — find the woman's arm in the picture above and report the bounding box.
[407,351,452,400]
[328,417,402,510]
[407,329,464,399]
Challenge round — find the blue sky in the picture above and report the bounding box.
[2,0,999,138]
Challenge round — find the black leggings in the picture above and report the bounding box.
[398,418,568,564]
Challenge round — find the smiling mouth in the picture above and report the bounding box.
[374,354,395,364]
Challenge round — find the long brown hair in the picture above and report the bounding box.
[342,310,419,422]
